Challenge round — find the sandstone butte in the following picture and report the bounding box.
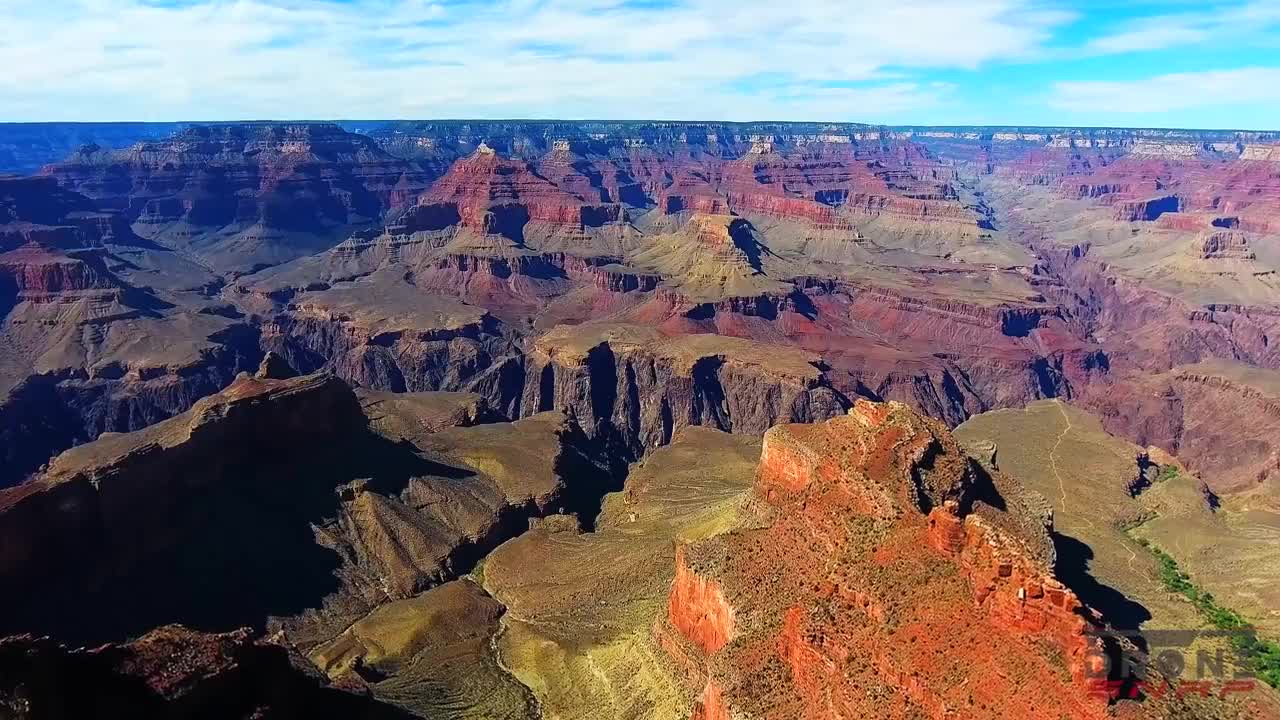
[2,121,1280,717]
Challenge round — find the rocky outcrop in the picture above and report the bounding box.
[0,174,269,488]
[668,547,735,656]
[0,374,371,637]
[521,324,850,451]
[1082,361,1280,494]
[423,147,628,228]
[658,400,1109,719]
[0,350,259,489]
[1240,144,1280,162]
[0,176,199,305]
[1113,194,1180,222]
[926,501,1101,681]
[1192,229,1256,260]
[627,214,794,302]
[0,243,121,305]
[260,280,509,395]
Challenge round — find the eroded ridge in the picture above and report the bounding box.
[662,400,1108,719]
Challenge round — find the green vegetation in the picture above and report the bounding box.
[1155,465,1181,484]
[1131,536,1280,688]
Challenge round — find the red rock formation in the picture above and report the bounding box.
[659,400,1110,719]
[416,145,626,238]
[991,139,1280,236]
[927,501,1103,682]
[669,546,735,656]
[0,242,118,300]
[651,140,976,230]
[689,680,730,720]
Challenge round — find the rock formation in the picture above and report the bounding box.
[0,372,616,651]
[40,124,437,273]
[0,176,259,489]
[2,121,1278,515]
[477,401,1155,718]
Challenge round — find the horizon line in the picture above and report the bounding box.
[1,119,1278,134]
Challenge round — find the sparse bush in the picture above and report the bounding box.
[1134,537,1280,688]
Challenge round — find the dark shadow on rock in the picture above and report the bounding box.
[1053,532,1153,694]
[558,420,633,533]
[0,426,464,647]
[0,631,418,720]
[1053,533,1152,635]
[967,460,1008,512]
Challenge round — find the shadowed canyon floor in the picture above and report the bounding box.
[3,121,1280,717]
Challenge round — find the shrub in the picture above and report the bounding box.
[1132,535,1280,688]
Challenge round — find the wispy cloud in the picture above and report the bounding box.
[1049,67,1280,116]
[0,0,1065,121]
[4,0,1279,125]
[1082,0,1280,55]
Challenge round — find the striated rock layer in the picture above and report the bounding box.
[0,175,261,489]
[0,372,616,656]
[40,124,437,274]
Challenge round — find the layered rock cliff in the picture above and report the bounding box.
[40,124,437,273]
[0,373,616,653]
[0,176,261,488]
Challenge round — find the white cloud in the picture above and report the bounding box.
[1083,0,1280,55]
[1049,67,1280,115]
[0,0,1066,120]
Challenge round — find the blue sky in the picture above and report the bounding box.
[1,0,1279,128]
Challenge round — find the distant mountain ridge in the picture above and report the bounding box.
[4,119,1278,175]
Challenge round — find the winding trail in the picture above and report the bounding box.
[1047,401,1156,588]
[1049,400,1094,533]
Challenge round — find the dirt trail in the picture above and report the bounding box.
[1047,400,1156,588]
[1049,400,1094,532]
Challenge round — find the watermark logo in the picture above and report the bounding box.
[1082,628,1260,700]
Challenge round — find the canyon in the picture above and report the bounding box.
[2,120,1280,718]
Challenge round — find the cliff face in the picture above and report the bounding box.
[7,119,1280,717]
[40,124,438,273]
[0,373,366,640]
[415,146,633,240]
[0,176,263,489]
[0,372,621,657]
[664,400,1107,719]
[263,310,852,454]
[518,324,850,451]
[983,136,1280,238]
